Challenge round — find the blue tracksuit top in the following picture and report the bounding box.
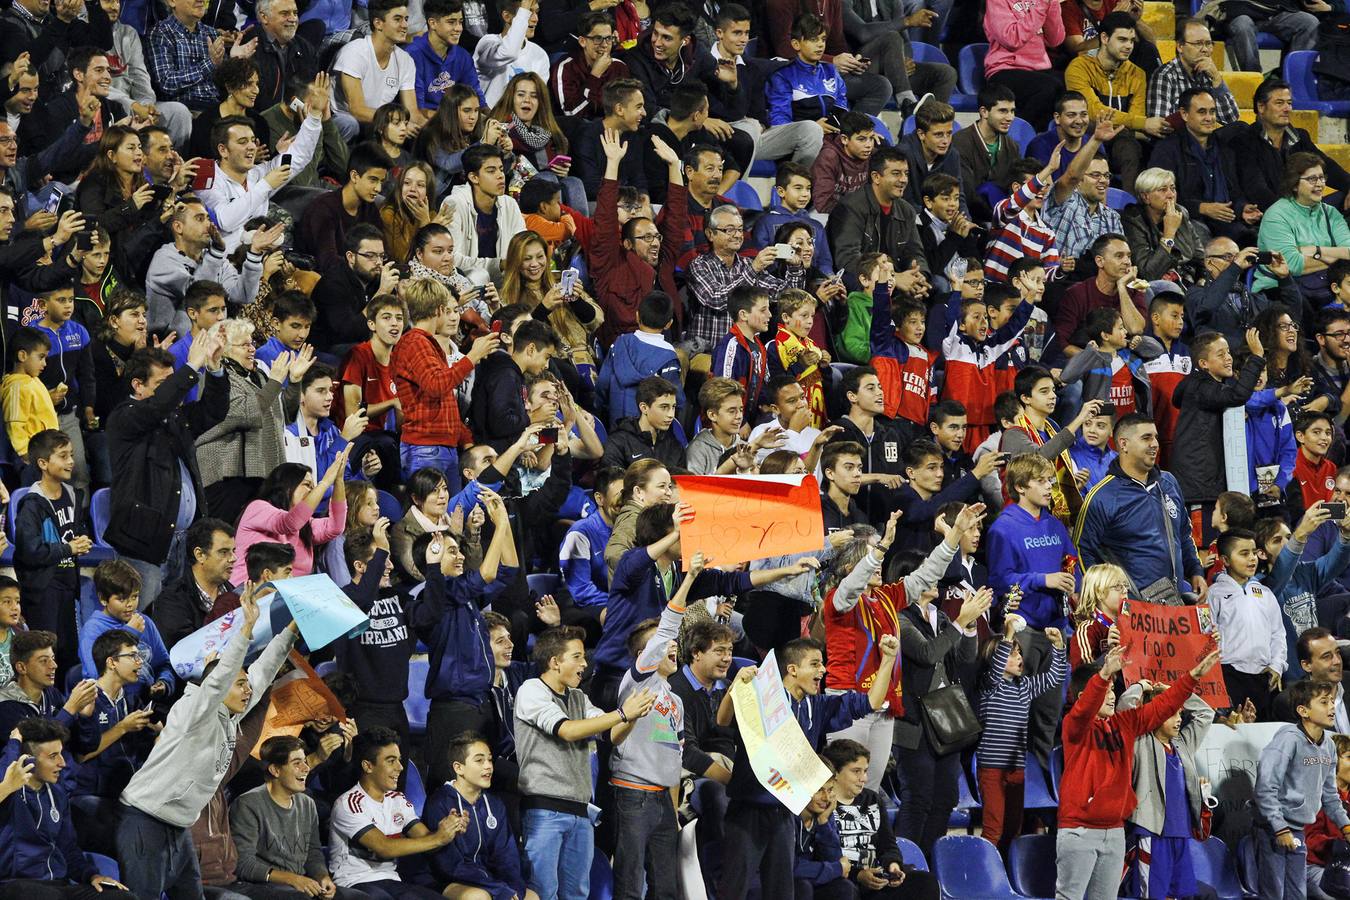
[766,58,848,127]
[559,512,612,609]
[410,564,517,704]
[1073,460,1203,596]
[421,782,525,900]
[596,548,752,671]
[1244,388,1296,492]
[594,332,684,428]
[406,34,486,109]
[0,739,94,884]
[987,502,1080,629]
[78,609,175,695]
[1069,436,1118,493]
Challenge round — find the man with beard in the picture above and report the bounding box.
[1063,12,1154,193]
[1073,412,1206,599]
[252,0,320,113]
[312,224,402,352]
[1312,307,1350,428]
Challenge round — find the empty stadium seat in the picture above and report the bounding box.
[406,658,430,736]
[934,835,1043,899]
[724,180,763,211]
[403,758,427,816]
[1009,833,1057,898]
[1284,51,1350,117]
[1188,836,1253,900]
[896,836,929,872]
[957,44,989,96]
[911,42,977,111]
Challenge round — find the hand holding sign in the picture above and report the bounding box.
[1118,600,1229,707]
[672,474,825,569]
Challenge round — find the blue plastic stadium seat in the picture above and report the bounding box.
[724,180,762,211]
[589,851,614,900]
[375,489,403,523]
[749,159,778,178]
[911,42,978,111]
[1189,837,1250,900]
[896,837,929,872]
[869,115,894,146]
[1049,745,1064,797]
[403,759,427,816]
[315,660,337,678]
[1106,187,1135,211]
[950,763,979,830]
[405,658,430,736]
[86,852,120,880]
[902,115,962,135]
[934,835,1042,899]
[1284,51,1350,117]
[1009,834,1058,898]
[957,43,989,96]
[527,573,562,598]
[1023,753,1056,810]
[1008,117,1036,155]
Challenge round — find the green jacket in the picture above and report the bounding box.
[839,290,877,364]
[1254,196,1350,291]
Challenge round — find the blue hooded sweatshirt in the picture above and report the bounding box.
[1069,435,1117,493]
[0,739,94,884]
[766,58,848,126]
[1244,388,1296,493]
[987,502,1080,629]
[595,331,684,429]
[559,512,612,608]
[1268,534,1350,681]
[406,33,486,109]
[420,781,525,900]
[78,610,175,695]
[410,564,517,704]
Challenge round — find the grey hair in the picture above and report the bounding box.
[1134,167,1177,195]
[826,525,881,593]
[256,0,275,16]
[221,318,255,346]
[708,204,743,229]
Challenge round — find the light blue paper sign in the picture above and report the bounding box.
[271,573,369,650]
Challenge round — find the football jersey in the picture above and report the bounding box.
[329,784,421,886]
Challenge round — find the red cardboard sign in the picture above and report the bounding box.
[1118,599,1229,708]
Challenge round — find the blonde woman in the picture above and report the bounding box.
[498,231,602,379]
[1070,562,1129,667]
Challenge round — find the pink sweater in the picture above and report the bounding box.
[231,498,348,583]
[984,0,1065,77]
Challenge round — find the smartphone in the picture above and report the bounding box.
[858,56,872,65]
[559,267,579,297]
[279,153,292,168]
[537,427,559,445]
[1098,402,1116,418]
[358,400,369,416]
[490,319,504,335]
[1256,250,1274,266]
[43,187,64,215]
[76,229,96,251]
[773,242,795,262]
[192,158,216,192]
[546,154,572,169]
[149,183,174,206]
[1326,502,1347,520]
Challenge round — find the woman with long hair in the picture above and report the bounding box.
[380,162,441,264]
[498,231,602,377]
[189,57,270,158]
[320,479,387,586]
[196,319,300,526]
[418,84,512,195]
[233,455,350,582]
[74,126,159,235]
[1255,303,1316,407]
[488,72,586,210]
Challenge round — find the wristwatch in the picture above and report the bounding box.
[1161,237,1176,252]
[1315,246,1324,261]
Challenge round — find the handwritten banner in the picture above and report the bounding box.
[1118,599,1229,708]
[169,592,295,681]
[672,474,825,569]
[1194,722,1284,850]
[730,650,832,815]
[271,574,369,650]
[251,652,350,757]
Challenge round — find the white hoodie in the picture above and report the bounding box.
[1207,571,1286,676]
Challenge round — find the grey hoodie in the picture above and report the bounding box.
[1120,685,1214,835]
[121,618,297,827]
[1254,722,1350,834]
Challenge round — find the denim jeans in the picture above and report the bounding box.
[894,738,962,857]
[399,442,460,492]
[1226,10,1319,71]
[116,803,203,900]
[523,808,594,900]
[126,526,187,612]
[612,787,678,900]
[1256,823,1309,900]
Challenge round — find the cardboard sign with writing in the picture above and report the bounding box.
[252,650,348,757]
[730,651,832,815]
[269,574,369,651]
[672,474,825,569]
[1118,599,1229,708]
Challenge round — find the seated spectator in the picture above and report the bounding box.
[437,144,525,279]
[466,318,558,452]
[982,0,1064,130]
[1288,411,1337,523]
[766,14,851,141]
[489,73,588,211]
[73,124,165,260]
[151,517,236,648]
[1256,153,1350,299]
[1055,233,1147,356]
[1149,87,1256,242]
[1042,117,1125,267]
[918,174,984,287]
[499,232,603,378]
[600,375,686,472]
[0,630,95,785]
[409,0,485,112]
[389,467,456,582]
[1223,0,1318,72]
[1144,290,1190,466]
[332,0,421,134]
[145,198,269,337]
[77,628,158,806]
[844,0,957,114]
[1070,408,1118,491]
[380,163,439,264]
[811,111,876,216]
[252,0,321,112]
[297,143,391,273]
[748,163,833,273]
[474,0,549,108]
[1232,79,1350,213]
[952,85,1026,225]
[765,4,891,117]
[77,560,173,701]
[260,71,352,187]
[328,727,460,899]
[232,458,350,582]
[285,363,380,489]
[686,205,793,353]
[1121,168,1203,283]
[1027,92,1101,181]
[574,79,649,200]
[1186,241,1298,349]
[188,58,271,160]
[1063,13,1154,192]
[900,101,967,216]
[148,0,254,111]
[1058,308,1162,417]
[1146,19,1240,124]
[829,147,927,275]
[313,226,401,354]
[792,763,853,900]
[255,291,315,372]
[551,10,630,120]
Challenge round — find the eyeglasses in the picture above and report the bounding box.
[1111,582,1133,593]
[113,651,146,662]
[618,204,643,212]
[1206,252,1236,262]
[583,33,617,43]
[1324,330,1350,341]
[1183,39,1215,48]
[1302,174,1328,184]
[961,277,985,286]
[633,233,663,243]
[710,225,745,235]
[0,136,16,146]
[354,250,386,261]
[1084,171,1111,181]
[1278,321,1300,333]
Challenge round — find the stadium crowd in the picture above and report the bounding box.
[3,0,1350,896]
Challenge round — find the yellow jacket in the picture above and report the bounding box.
[1064,52,1149,133]
[2,372,58,458]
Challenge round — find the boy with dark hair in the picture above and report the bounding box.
[1057,643,1221,899]
[866,269,939,431]
[1288,410,1337,523]
[0,717,135,896]
[518,178,584,257]
[793,759,850,899]
[748,374,828,465]
[1254,679,1350,899]
[408,0,485,111]
[2,326,58,459]
[810,110,876,215]
[984,154,1062,283]
[467,317,559,453]
[901,101,967,216]
[711,285,771,415]
[829,366,910,520]
[551,9,630,119]
[1001,366,1105,525]
[33,285,94,497]
[14,429,92,669]
[299,141,394,271]
[421,732,528,899]
[0,631,96,789]
[894,440,987,555]
[78,560,173,700]
[941,288,1035,453]
[256,291,317,372]
[839,252,894,365]
[685,378,762,476]
[1209,527,1287,720]
[918,172,984,285]
[340,294,407,493]
[749,162,833,273]
[600,375,686,472]
[766,14,848,132]
[1142,289,1191,468]
[0,577,21,685]
[78,629,157,802]
[820,441,869,534]
[595,291,683,428]
[166,282,227,403]
[1058,306,1164,418]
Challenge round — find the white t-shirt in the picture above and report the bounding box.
[332,37,416,113]
[748,421,821,463]
[328,784,421,886]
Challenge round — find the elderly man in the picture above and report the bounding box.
[1146,19,1240,122]
[252,0,321,114]
[686,205,797,354]
[1185,239,1299,346]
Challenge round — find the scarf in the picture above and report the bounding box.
[1012,412,1083,526]
[511,116,553,168]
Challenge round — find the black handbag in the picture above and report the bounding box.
[919,683,983,755]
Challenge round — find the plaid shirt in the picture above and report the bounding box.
[1145,59,1240,123]
[686,251,797,352]
[1043,188,1124,262]
[390,327,476,447]
[148,15,220,109]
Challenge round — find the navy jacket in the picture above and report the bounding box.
[411,564,517,704]
[421,782,525,900]
[0,738,94,884]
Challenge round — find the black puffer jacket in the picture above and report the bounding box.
[1170,352,1265,506]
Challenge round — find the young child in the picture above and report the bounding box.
[769,289,830,429]
[684,378,758,476]
[1208,528,1287,721]
[1142,290,1191,469]
[749,162,834,274]
[1288,410,1337,523]
[867,273,938,430]
[984,157,1062,283]
[766,13,848,143]
[33,285,93,496]
[1058,308,1164,418]
[1070,409,1117,492]
[840,253,892,365]
[14,429,92,671]
[1304,733,1350,897]
[711,286,771,415]
[1171,329,1265,547]
[1056,642,1220,899]
[1070,563,1128,668]
[167,283,227,403]
[1242,358,1297,517]
[421,732,528,899]
[0,577,22,685]
[920,174,985,292]
[1005,257,1051,364]
[340,294,406,486]
[2,327,59,460]
[77,560,173,700]
[1254,679,1350,900]
[256,291,316,373]
[1202,490,1258,579]
[1119,679,1216,900]
[810,110,876,214]
[518,178,577,256]
[925,255,985,354]
[595,291,683,429]
[941,289,1035,453]
[977,615,1068,856]
[600,376,686,472]
[894,441,988,555]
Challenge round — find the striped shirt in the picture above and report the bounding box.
[984,174,1062,282]
[977,640,1068,769]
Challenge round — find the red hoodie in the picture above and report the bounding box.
[1306,787,1350,866]
[1059,670,1198,829]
